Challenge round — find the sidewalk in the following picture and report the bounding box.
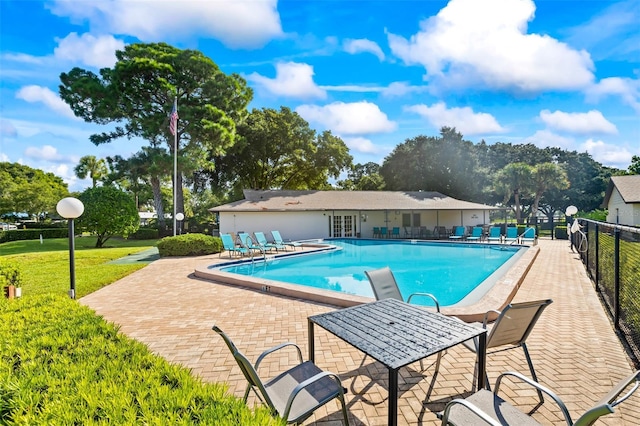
[80,239,638,425]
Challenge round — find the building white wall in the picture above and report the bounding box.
[605,189,640,226]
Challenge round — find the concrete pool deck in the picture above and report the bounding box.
[80,238,639,425]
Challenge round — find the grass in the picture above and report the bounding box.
[1,237,158,298]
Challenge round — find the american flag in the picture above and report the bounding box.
[169,100,178,136]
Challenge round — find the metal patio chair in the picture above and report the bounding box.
[441,370,640,426]
[213,325,350,425]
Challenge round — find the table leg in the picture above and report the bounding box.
[389,368,398,426]
[308,319,315,362]
[477,331,487,390]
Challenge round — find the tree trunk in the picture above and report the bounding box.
[151,175,165,228]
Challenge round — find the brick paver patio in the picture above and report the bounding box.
[81,239,639,425]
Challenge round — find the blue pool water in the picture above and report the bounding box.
[217,239,522,306]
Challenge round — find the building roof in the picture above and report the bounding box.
[211,190,500,212]
[603,175,640,207]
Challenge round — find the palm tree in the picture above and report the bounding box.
[74,155,107,188]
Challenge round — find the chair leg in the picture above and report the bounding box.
[521,343,544,404]
[338,392,350,425]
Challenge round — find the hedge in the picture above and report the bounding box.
[0,258,22,287]
[157,234,222,257]
[0,228,68,244]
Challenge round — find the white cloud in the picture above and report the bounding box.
[526,130,575,149]
[54,33,124,68]
[24,145,66,162]
[0,53,44,65]
[539,110,618,135]
[581,138,634,168]
[0,153,8,162]
[16,86,78,119]
[387,0,594,93]
[343,38,385,61]
[341,136,380,154]
[586,77,640,114]
[0,120,18,138]
[247,62,326,99]
[404,102,505,135]
[49,0,283,49]
[296,101,397,135]
[381,82,425,98]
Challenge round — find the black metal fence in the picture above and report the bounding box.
[574,219,640,368]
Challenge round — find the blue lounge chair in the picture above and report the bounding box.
[380,226,388,238]
[238,232,265,255]
[449,226,465,240]
[373,227,381,238]
[521,227,537,245]
[487,227,502,243]
[254,231,280,252]
[391,227,400,238]
[271,230,302,251]
[467,227,483,242]
[504,227,519,243]
[220,233,249,258]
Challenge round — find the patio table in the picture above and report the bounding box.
[308,298,487,426]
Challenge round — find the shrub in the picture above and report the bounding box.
[157,234,222,257]
[0,294,281,424]
[555,226,568,239]
[0,258,22,287]
[0,228,68,243]
[129,227,159,240]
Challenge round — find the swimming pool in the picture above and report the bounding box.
[214,239,524,307]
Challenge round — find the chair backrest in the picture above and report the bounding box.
[454,226,465,236]
[238,232,255,248]
[523,227,535,239]
[489,227,501,238]
[487,299,553,348]
[471,227,483,237]
[392,227,400,236]
[365,267,404,301]
[212,326,275,410]
[506,227,518,238]
[220,233,235,250]
[271,230,284,243]
[254,231,268,245]
[574,370,640,426]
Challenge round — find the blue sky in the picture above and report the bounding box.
[1,0,638,192]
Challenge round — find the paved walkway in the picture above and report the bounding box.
[81,239,639,425]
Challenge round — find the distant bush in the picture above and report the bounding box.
[555,226,568,239]
[157,234,222,257]
[0,294,280,425]
[129,227,159,240]
[0,258,22,287]
[0,228,68,243]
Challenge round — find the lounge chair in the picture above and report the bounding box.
[220,233,249,258]
[238,232,265,255]
[271,230,302,251]
[391,227,400,238]
[434,226,449,239]
[212,325,350,425]
[373,227,381,238]
[467,227,483,242]
[449,226,466,240]
[487,227,502,243]
[441,369,640,426]
[504,227,519,243]
[365,266,441,372]
[462,299,553,405]
[254,231,281,252]
[380,226,388,238]
[521,227,537,245]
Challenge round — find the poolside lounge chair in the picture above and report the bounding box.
[467,227,484,242]
[441,369,640,426]
[365,266,441,372]
[238,232,265,255]
[373,227,381,238]
[220,233,249,258]
[271,230,302,251]
[391,227,400,238]
[254,231,281,252]
[462,299,553,405]
[449,226,466,240]
[434,226,449,239]
[504,227,519,243]
[212,325,350,425]
[521,227,537,245]
[487,227,502,243]
[380,226,388,238]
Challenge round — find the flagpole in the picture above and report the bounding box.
[173,96,178,237]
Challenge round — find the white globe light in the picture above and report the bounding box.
[565,205,578,216]
[56,197,84,219]
[175,213,184,221]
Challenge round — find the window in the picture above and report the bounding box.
[402,213,411,227]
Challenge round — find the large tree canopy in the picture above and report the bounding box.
[0,162,68,219]
[59,42,253,216]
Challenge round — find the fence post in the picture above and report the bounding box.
[594,223,599,291]
[614,227,620,329]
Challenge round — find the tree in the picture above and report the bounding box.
[76,186,140,248]
[494,162,533,224]
[209,107,352,194]
[0,162,69,219]
[628,155,640,175]
[74,155,107,188]
[530,162,569,220]
[337,162,385,190]
[59,42,253,217]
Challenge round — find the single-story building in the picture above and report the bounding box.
[602,175,640,226]
[211,190,502,240]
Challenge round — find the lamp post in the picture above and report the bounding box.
[56,197,84,299]
[175,212,184,235]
